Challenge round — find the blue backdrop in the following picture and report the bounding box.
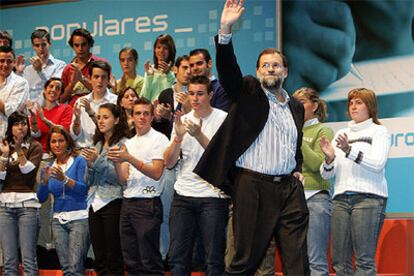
[1,0,277,77]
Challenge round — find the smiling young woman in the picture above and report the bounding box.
[141,34,176,103]
[28,77,73,154]
[37,126,89,276]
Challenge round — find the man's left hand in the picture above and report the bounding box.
[293,171,305,185]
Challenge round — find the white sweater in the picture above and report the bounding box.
[320,118,390,198]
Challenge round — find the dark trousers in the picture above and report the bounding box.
[120,197,163,276]
[89,199,124,276]
[226,170,310,275]
[168,193,229,276]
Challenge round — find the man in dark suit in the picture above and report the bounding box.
[194,0,310,275]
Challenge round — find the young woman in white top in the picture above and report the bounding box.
[320,88,390,276]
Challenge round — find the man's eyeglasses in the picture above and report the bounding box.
[261,63,283,70]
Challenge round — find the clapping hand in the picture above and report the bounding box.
[107,144,129,163]
[144,60,154,75]
[79,98,93,116]
[158,60,172,74]
[73,103,81,121]
[70,63,82,85]
[173,111,187,138]
[176,92,191,113]
[15,55,26,74]
[80,147,99,167]
[335,133,350,154]
[49,166,66,181]
[26,100,36,117]
[0,139,10,157]
[156,103,172,120]
[30,56,43,72]
[320,136,335,163]
[41,165,51,184]
[183,118,202,137]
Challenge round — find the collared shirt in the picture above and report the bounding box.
[303,117,319,128]
[22,54,66,102]
[0,72,29,137]
[236,87,298,175]
[70,90,117,148]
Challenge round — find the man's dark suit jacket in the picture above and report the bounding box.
[194,36,304,196]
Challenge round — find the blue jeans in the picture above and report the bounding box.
[0,207,39,276]
[331,193,387,276]
[52,218,89,276]
[307,192,332,276]
[168,193,229,276]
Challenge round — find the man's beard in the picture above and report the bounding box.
[260,75,282,90]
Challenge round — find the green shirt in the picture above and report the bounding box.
[302,122,334,191]
[115,75,144,95]
[141,69,175,102]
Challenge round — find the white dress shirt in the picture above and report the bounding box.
[70,89,117,148]
[23,54,66,102]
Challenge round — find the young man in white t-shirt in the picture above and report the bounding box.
[164,75,229,275]
[108,97,168,275]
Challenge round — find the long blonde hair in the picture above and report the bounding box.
[293,87,328,122]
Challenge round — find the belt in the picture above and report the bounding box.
[235,167,289,183]
[0,200,40,208]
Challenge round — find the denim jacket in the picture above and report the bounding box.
[88,140,124,202]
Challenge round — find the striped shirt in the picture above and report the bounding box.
[236,88,297,175]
